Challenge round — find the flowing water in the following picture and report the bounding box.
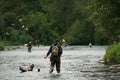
[0,46,120,80]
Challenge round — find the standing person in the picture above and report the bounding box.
[89,42,92,47]
[37,40,40,47]
[62,38,67,47]
[44,39,63,73]
[27,41,32,53]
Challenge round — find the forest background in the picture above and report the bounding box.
[0,0,120,45]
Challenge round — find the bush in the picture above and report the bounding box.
[104,43,120,64]
[0,42,4,51]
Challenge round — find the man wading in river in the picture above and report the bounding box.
[44,39,63,73]
[27,41,32,53]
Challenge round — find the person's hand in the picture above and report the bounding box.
[44,55,47,59]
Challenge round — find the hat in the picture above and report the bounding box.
[55,39,60,43]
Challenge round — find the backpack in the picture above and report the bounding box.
[52,45,59,56]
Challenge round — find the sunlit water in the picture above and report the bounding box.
[0,46,120,80]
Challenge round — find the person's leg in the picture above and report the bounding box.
[28,47,30,52]
[50,65,54,73]
[28,47,31,52]
[56,57,61,73]
[29,48,31,52]
[50,56,55,73]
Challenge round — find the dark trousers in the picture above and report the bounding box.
[28,47,31,52]
[50,56,61,73]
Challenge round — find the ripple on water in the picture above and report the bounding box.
[0,46,117,80]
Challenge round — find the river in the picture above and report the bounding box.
[0,45,120,80]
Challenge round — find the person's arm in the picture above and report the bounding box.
[44,45,52,59]
[58,46,63,57]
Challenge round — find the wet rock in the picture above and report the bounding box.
[19,64,34,72]
[80,68,110,72]
[98,60,106,64]
[81,64,120,73]
[38,68,40,72]
[111,64,120,67]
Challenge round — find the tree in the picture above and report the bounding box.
[87,0,120,44]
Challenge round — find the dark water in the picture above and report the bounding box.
[0,46,120,80]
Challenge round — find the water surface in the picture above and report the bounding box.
[0,46,119,80]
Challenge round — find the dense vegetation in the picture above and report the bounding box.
[0,0,120,45]
[0,42,4,51]
[104,42,120,64]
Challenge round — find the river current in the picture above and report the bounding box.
[0,46,119,80]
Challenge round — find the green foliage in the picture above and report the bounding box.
[87,0,120,43]
[94,27,109,45]
[0,42,4,51]
[19,33,33,44]
[22,11,59,45]
[64,19,94,45]
[104,43,120,64]
[0,0,120,45]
